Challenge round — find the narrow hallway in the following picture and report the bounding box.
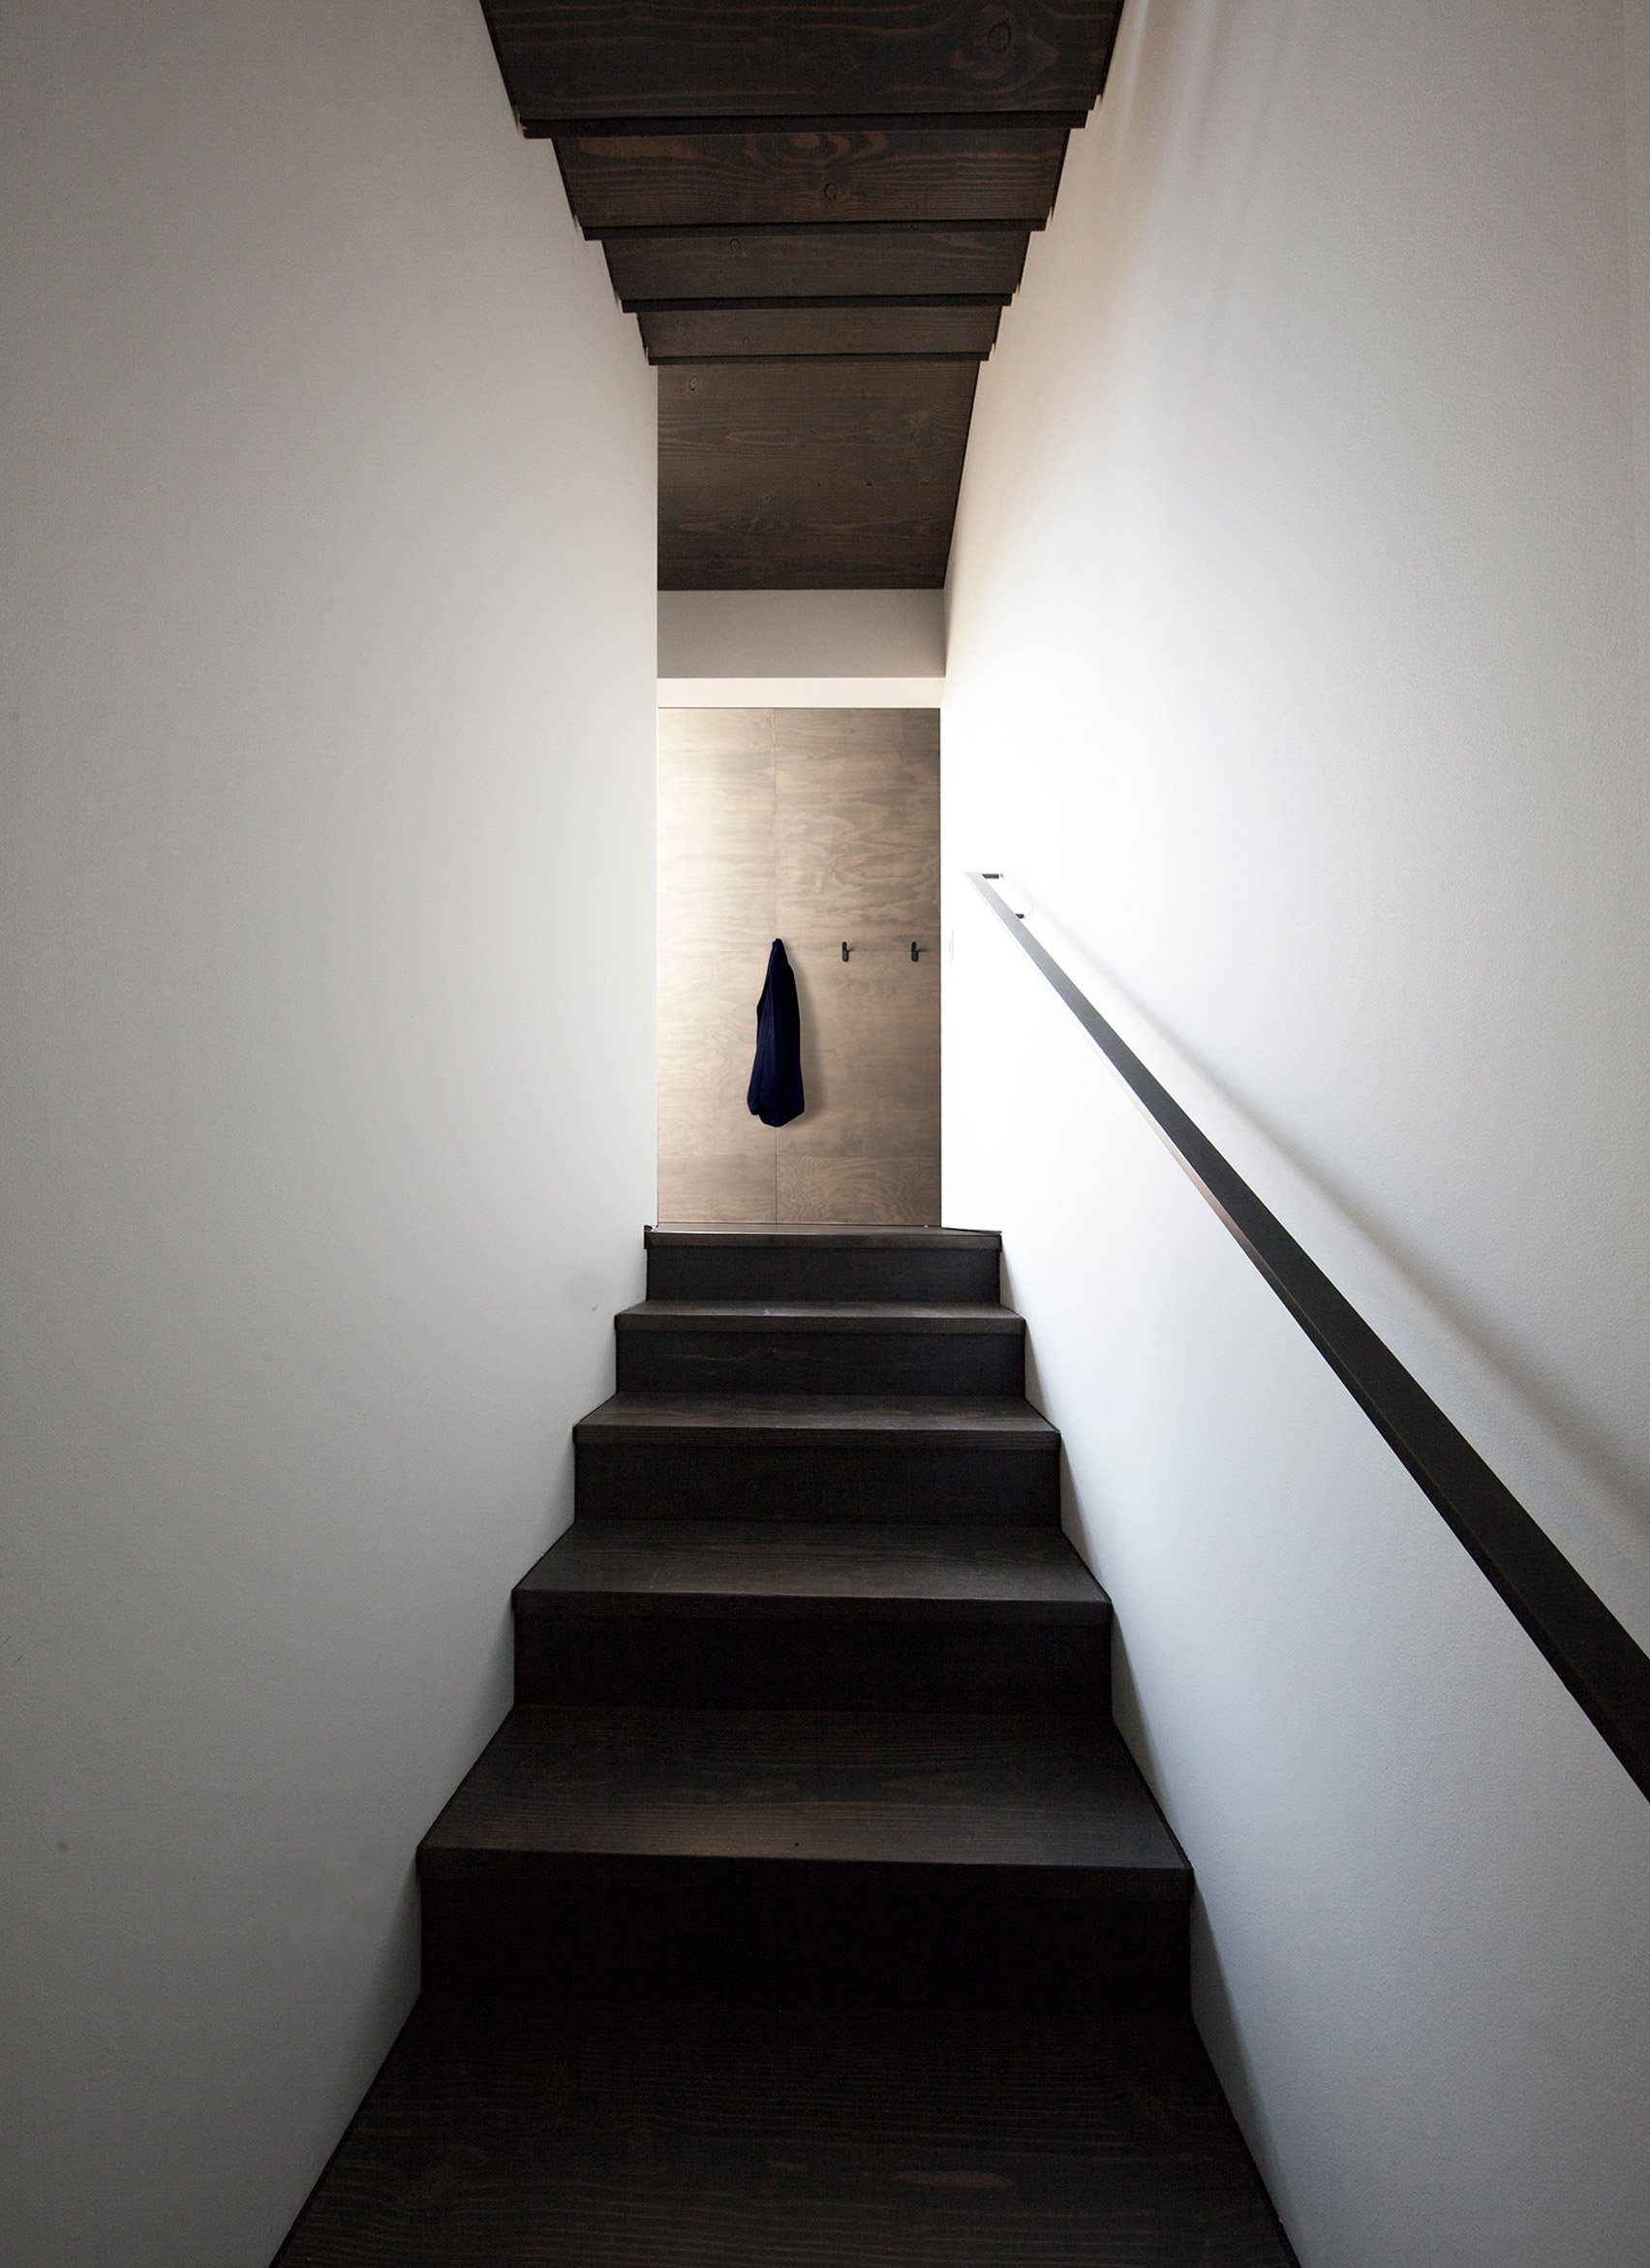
[11,8,1650,2264]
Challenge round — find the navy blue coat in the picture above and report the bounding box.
[747,938,806,1128]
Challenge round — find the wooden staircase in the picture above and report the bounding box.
[276,1227,1296,2265]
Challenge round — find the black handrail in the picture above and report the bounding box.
[969,871,1650,1803]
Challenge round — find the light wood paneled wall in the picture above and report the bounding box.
[658,708,939,1224]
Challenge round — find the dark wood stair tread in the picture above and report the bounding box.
[618,1299,1024,1332]
[276,1998,1296,2267]
[515,1517,1107,1616]
[274,1998,1297,2268]
[418,1704,1183,1881]
[649,1224,1000,1247]
[575,1392,1059,1447]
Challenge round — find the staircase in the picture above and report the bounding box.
[276,1227,1296,2266]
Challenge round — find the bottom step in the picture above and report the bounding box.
[275,1998,1298,2267]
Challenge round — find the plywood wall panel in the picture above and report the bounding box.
[657,708,939,1225]
[658,710,778,1221]
[657,708,776,946]
[658,1152,776,1225]
[776,709,940,937]
[783,942,941,1155]
[778,1152,942,1227]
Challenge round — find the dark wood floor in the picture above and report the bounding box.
[276,1998,1294,2268]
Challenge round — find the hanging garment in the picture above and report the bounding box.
[747,937,806,1128]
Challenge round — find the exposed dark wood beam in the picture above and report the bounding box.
[525,109,1085,137]
[658,360,978,590]
[602,224,1031,304]
[557,124,1068,230]
[629,294,1010,311]
[481,3,1126,123]
[473,6,1116,589]
[640,302,1001,360]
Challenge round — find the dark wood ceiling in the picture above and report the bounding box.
[479,5,1125,589]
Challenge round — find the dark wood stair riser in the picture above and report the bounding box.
[513,1604,1109,1711]
[600,224,1033,306]
[647,1243,1001,1305]
[555,127,1070,234]
[575,1438,1059,1523]
[617,1324,1024,1397]
[420,1868,1188,2012]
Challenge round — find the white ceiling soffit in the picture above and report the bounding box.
[657,675,945,708]
[657,590,945,708]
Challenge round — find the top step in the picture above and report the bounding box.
[649,1226,1002,1305]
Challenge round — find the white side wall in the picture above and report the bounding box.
[942,4,1650,2264]
[0,6,655,2264]
[658,587,945,703]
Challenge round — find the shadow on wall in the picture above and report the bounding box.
[790,947,831,1120]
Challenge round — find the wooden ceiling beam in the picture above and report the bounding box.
[473,7,1119,589]
[601,225,1031,305]
[626,293,1011,312]
[662,360,979,448]
[658,359,978,591]
[639,303,1001,361]
[556,124,1068,230]
[481,3,1126,124]
[524,109,1085,138]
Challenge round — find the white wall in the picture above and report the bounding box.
[0,6,656,2264]
[943,4,1650,2264]
[658,587,945,703]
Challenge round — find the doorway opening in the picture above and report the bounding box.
[657,706,940,1225]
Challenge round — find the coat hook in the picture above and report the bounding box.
[841,941,851,962]
[910,941,924,961]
